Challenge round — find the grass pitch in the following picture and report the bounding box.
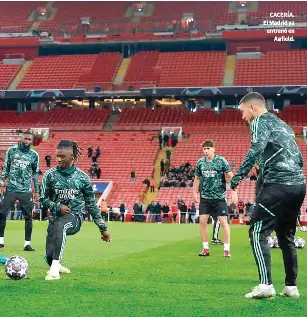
[0,221,306,317]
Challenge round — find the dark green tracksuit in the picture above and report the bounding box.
[40,165,107,265]
[0,144,39,241]
[231,112,306,286]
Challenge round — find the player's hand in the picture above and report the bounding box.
[192,191,199,203]
[59,205,71,216]
[0,187,5,196]
[33,192,39,202]
[231,189,238,205]
[101,231,111,242]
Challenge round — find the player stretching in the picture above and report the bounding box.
[193,140,237,257]
[0,131,39,251]
[230,92,306,299]
[40,140,111,281]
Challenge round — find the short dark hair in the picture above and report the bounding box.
[57,140,83,161]
[23,130,33,136]
[201,140,215,148]
[239,92,266,105]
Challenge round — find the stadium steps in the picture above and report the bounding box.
[29,22,41,32]
[7,61,33,90]
[223,55,236,86]
[142,148,167,204]
[146,3,155,16]
[237,12,247,24]
[103,112,120,131]
[113,58,131,85]
[249,1,259,12]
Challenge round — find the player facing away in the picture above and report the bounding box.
[39,140,111,281]
[193,140,237,257]
[230,92,306,299]
[0,131,39,251]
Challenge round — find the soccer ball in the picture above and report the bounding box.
[4,256,28,280]
[294,237,305,249]
[267,236,275,248]
[273,236,280,248]
[267,236,279,248]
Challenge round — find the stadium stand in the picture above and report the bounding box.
[17,53,122,90]
[0,1,39,33]
[77,52,122,91]
[117,51,160,90]
[39,1,130,34]
[183,109,246,128]
[35,131,158,207]
[234,50,307,86]
[0,62,21,89]
[278,105,307,127]
[0,108,111,131]
[156,51,226,87]
[247,1,307,24]
[114,107,186,130]
[120,51,226,89]
[17,54,98,89]
[150,1,236,32]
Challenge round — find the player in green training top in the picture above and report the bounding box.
[40,140,111,281]
[193,140,237,258]
[230,92,306,299]
[0,131,39,251]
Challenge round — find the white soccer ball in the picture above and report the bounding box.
[4,256,28,280]
[295,237,305,249]
[274,237,280,248]
[267,236,275,248]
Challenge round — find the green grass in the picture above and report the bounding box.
[0,221,306,317]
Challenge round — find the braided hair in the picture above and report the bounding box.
[57,140,83,161]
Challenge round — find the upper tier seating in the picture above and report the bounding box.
[18,53,122,90]
[0,62,21,89]
[35,131,158,207]
[151,1,236,32]
[77,52,122,90]
[118,51,160,90]
[121,51,226,88]
[248,1,307,24]
[156,51,226,87]
[234,50,307,86]
[18,54,98,89]
[0,1,40,33]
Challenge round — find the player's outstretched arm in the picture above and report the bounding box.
[230,117,270,190]
[82,178,111,242]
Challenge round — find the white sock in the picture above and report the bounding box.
[224,243,230,251]
[24,241,30,247]
[285,286,297,290]
[202,242,209,249]
[0,237,4,245]
[50,260,60,276]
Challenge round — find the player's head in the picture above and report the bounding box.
[56,140,82,168]
[201,140,215,158]
[21,131,33,148]
[239,92,267,124]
